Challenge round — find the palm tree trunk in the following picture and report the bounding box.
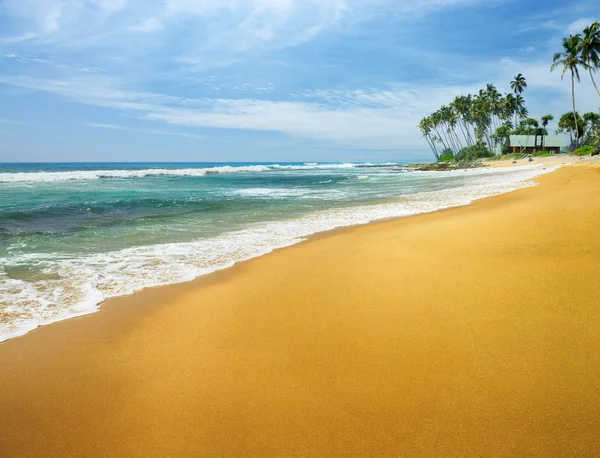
[425,136,439,160]
[453,130,463,151]
[571,70,579,149]
[457,118,470,148]
[434,127,449,151]
[589,68,600,98]
[448,130,458,153]
[462,120,474,146]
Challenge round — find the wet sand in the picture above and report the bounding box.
[1,164,600,457]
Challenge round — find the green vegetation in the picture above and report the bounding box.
[556,111,600,148]
[580,23,600,97]
[418,79,530,161]
[418,21,600,161]
[455,144,494,162]
[541,114,554,131]
[486,150,553,161]
[557,111,585,145]
[551,21,600,149]
[572,145,596,156]
[512,117,545,135]
[487,153,526,161]
[583,112,600,146]
[417,76,561,162]
[551,35,587,148]
[510,74,528,128]
[439,151,455,162]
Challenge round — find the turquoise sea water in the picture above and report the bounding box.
[0,162,552,341]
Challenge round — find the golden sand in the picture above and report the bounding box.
[483,153,598,168]
[1,164,599,457]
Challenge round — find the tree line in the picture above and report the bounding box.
[551,22,600,148]
[419,21,600,161]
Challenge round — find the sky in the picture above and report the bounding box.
[0,0,598,163]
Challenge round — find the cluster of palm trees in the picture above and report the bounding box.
[551,22,600,148]
[418,76,530,160]
[420,21,600,160]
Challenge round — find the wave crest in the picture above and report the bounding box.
[0,163,366,183]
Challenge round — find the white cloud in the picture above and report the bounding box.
[42,4,62,34]
[3,0,595,159]
[129,18,163,33]
[90,0,127,13]
[0,74,482,150]
[165,0,349,57]
[494,57,600,133]
[3,49,598,153]
[566,17,597,35]
[0,0,495,60]
[85,123,205,139]
[2,1,64,37]
[0,33,37,45]
[0,118,29,126]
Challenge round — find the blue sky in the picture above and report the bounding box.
[0,0,598,163]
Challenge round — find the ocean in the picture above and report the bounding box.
[0,162,553,341]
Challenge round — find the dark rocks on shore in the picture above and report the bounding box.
[411,161,487,171]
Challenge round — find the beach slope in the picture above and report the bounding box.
[1,164,599,457]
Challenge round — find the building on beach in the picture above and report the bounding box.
[509,135,568,154]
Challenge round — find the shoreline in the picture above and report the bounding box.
[0,162,558,344]
[1,159,600,456]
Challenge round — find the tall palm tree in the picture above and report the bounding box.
[419,81,535,159]
[518,106,529,124]
[551,34,588,148]
[580,22,600,97]
[515,94,526,127]
[419,117,440,160]
[510,73,527,95]
[503,94,517,129]
[451,96,473,147]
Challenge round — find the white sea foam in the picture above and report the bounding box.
[232,187,314,198]
[0,165,556,342]
[0,163,365,183]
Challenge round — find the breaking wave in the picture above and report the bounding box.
[0,163,368,183]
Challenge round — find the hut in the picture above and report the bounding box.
[509,135,568,154]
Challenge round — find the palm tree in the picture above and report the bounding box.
[451,96,474,147]
[503,94,517,129]
[510,74,527,95]
[583,112,600,144]
[580,22,600,97]
[551,34,588,148]
[541,114,554,135]
[541,114,554,128]
[419,80,534,159]
[419,117,440,160]
[517,101,528,125]
[514,94,526,127]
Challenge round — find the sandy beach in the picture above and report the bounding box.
[1,162,600,457]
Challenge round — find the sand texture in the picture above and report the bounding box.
[1,164,599,457]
